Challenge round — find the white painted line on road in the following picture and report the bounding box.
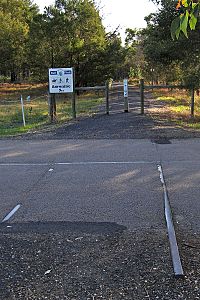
[56,161,156,165]
[0,161,156,167]
[2,204,21,223]
[0,163,50,166]
[2,160,200,167]
[157,164,184,277]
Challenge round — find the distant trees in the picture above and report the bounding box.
[0,0,124,85]
[0,0,38,81]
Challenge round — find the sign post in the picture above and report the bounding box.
[49,68,75,121]
[49,68,74,94]
[124,79,129,113]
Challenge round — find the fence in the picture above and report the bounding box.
[49,84,109,122]
[139,79,196,118]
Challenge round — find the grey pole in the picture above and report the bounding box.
[124,79,129,113]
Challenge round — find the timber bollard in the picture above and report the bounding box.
[72,91,76,119]
[106,81,110,115]
[191,88,195,118]
[50,93,57,122]
[140,79,144,115]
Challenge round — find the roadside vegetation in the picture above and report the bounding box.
[149,89,200,129]
[0,83,104,136]
[1,0,200,136]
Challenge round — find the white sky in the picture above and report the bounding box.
[33,0,158,39]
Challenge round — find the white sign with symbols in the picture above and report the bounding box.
[49,68,74,93]
[124,79,128,97]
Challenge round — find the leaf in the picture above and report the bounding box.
[171,16,181,40]
[189,14,197,30]
[180,12,189,38]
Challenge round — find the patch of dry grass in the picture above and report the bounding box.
[0,83,104,136]
[149,88,200,129]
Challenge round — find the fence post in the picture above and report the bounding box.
[72,92,76,119]
[50,93,56,122]
[72,68,76,119]
[191,87,195,118]
[140,79,144,115]
[106,81,109,115]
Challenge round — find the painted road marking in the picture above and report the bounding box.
[2,204,21,223]
[1,160,200,167]
[0,161,157,167]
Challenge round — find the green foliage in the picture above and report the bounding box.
[143,0,200,87]
[171,0,200,39]
[0,0,124,86]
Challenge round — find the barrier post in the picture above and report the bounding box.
[140,79,144,115]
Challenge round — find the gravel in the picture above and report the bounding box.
[1,223,200,300]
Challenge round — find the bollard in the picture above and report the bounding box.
[140,79,144,115]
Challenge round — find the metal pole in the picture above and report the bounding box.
[20,95,26,127]
[124,79,129,113]
[140,79,144,115]
[106,81,109,115]
[191,88,195,117]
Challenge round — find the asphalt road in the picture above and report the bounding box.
[1,138,200,232]
[2,139,200,299]
[0,140,163,230]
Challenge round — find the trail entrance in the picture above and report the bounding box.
[108,82,141,115]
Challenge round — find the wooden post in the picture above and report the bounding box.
[140,79,144,115]
[72,92,76,119]
[106,81,109,115]
[50,93,56,122]
[72,68,76,119]
[191,87,195,117]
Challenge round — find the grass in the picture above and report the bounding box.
[0,83,104,136]
[151,88,200,129]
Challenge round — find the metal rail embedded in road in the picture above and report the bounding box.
[158,164,184,277]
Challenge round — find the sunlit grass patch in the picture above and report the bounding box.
[150,88,200,129]
[0,84,104,136]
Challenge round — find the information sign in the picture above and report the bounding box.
[49,68,74,93]
[124,79,128,97]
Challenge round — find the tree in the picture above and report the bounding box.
[171,0,200,39]
[144,0,200,87]
[0,0,39,81]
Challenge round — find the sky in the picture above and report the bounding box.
[33,0,158,39]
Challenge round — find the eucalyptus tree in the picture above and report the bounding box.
[0,0,39,81]
[28,0,107,85]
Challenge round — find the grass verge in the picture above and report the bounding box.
[149,88,200,129]
[0,83,104,137]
